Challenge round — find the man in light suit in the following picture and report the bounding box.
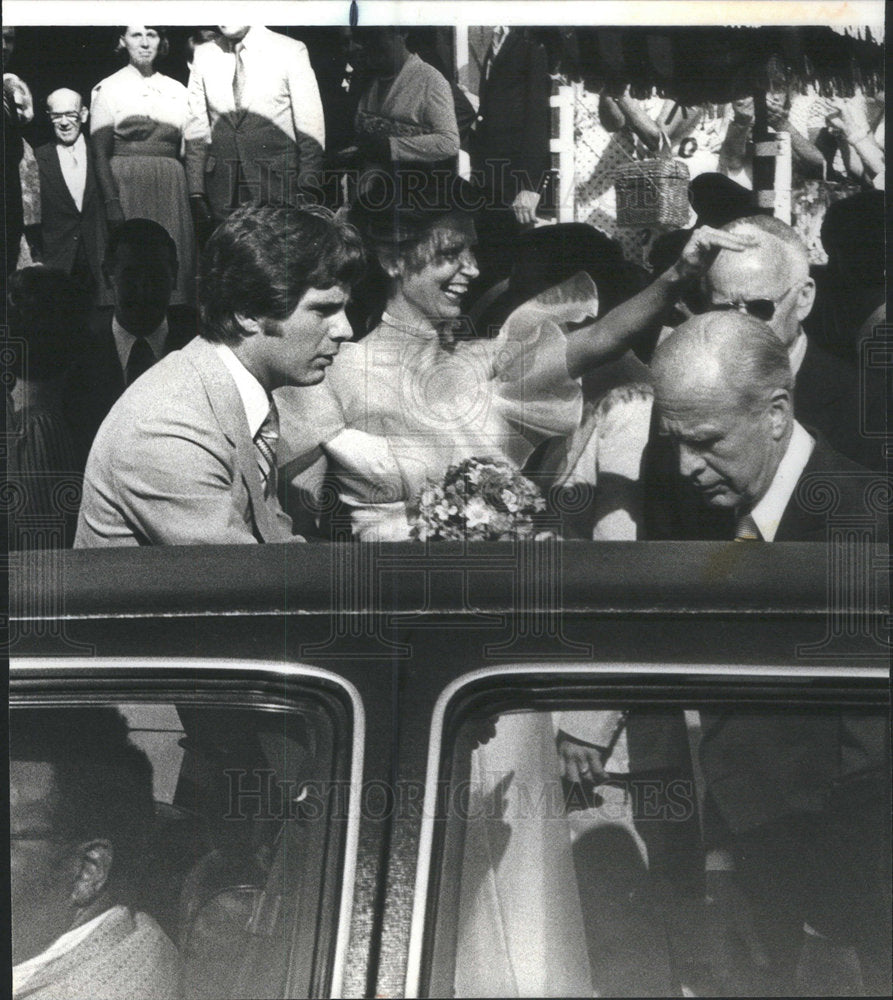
[184,26,325,230]
[34,89,107,297]
[75,205,363,547]
[646,313,890,994]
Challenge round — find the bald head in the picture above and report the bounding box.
[46,89,87,146]
[651,312,795,512]
[702,215,815,349]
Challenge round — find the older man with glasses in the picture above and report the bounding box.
[34,89,108,299]
[691,213,877,470]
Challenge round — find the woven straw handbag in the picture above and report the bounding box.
[615,131,691,228]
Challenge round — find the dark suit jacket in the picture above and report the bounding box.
[34,141,106,288]
[75,336,296,547]
[643,431,887,543]
[68,305,199,462]
[643,434,888,839]
[470,29,551,204]
[795,339,886,472]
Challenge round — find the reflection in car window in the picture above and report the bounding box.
[10,698,345,1000]
[428,704,891,998]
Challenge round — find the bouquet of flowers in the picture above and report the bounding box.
[409,457,549,542]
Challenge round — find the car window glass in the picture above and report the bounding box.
[9,695,349,1000]
[426,702,891,998]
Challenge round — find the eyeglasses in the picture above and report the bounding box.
[48,111,81,123]
[707,283,801,323]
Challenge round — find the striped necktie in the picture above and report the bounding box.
[254,402,279,500]
[734,512,762,541]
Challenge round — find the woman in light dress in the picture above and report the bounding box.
[90,26,195,304]
[276,178,736,542]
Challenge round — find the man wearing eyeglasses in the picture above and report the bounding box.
[33,89,108,298]
[697,213,877,470]
[10,708,178,999]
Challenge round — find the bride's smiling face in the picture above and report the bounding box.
[395,215,479,321]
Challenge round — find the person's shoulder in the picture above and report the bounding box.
[156,71,189,96]
[34,141,56,162]
[93,66,132,90]
[189,36,226,68]
[804,434,873,477]
[412,54,450,88]
[262,28,308,55]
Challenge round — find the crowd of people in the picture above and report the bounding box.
[5,23,888,1000]
[4,23,886,552]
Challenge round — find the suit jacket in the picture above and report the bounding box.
[795,339,886,472]
[34,141,106,287]
[470,29,551,203]
[68,304,199,461]
[643,432,887,543]
[184,28,325,218]
[75,336,296,546]
[15,906,178,1000]
[642,434,889,838]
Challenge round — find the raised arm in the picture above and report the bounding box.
[563,227,758,378]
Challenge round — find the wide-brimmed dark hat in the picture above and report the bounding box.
[350,167,478,246]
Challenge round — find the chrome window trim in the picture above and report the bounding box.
[9,657,365,1000]
[404,660,890,996]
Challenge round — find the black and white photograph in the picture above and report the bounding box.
[5,1,889,997]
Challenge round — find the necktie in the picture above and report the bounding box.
[734,512,762,541]
[486,27,508,79]
[125,338,156,386]
[254,402,280,500]
[232,42,246,111]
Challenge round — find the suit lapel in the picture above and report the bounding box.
[185,339,288,542]
[42,145,80,215]
[81,145,100,215]
[489,29,522,78]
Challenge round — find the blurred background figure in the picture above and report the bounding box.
[68,219,197,462]
[6,267,90,551]
[184,25,325,231]
[90,26,196,305]
[469,26,552,289]
[4,26,28,284]
[346,27,459,182]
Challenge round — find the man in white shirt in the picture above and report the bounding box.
[34,88,107,294]
[75,204,364,547]
[185,26,325,226]
[11,707,178,999]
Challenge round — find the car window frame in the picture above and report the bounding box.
[8,656,366,1000]
[405,660,891,997]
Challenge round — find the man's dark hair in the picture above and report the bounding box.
[7,267,90,379]
[10,707,156,907]
[198,204,365,345]
[103,217,178,270]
